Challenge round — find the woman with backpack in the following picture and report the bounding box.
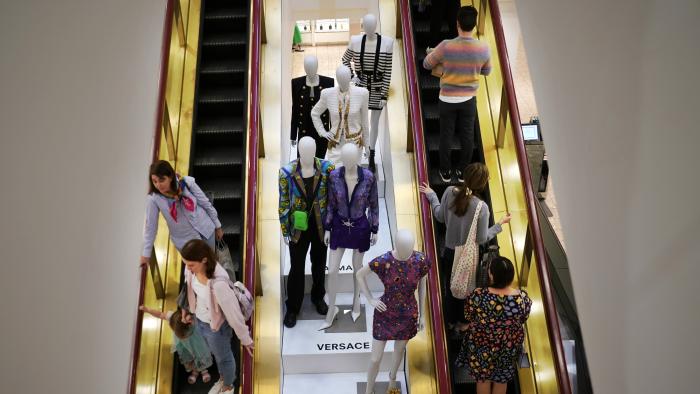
[140,160,223,266]
[180,239,254,394]
[419,163,511,334]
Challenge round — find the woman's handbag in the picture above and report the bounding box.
[450,201,483,299]
[216,239,238,282]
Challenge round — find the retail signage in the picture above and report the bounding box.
[316,341,371,351]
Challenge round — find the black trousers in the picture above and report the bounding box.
[430,0,460,47]
[286,223,327,313]
[440,247,468,325]
[439,98,477,173]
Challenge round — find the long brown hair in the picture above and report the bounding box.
[148,160,178,195]
[181,239,218,278]
[450,163,489,217]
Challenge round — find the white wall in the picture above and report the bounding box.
[515,0,700,392]
[0,0,166,392]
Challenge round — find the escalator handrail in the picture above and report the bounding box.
[241,0,262,393]
[128,1,175,393]
[486,1,572,392]
[397,0,452,392]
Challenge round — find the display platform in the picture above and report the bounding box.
[283,372,407,394]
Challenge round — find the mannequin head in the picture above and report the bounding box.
[394,229,415,260]
[336,65,351,92]
[298,137,316,166]
[340,143,360,168]
[303,55,318,77]
[362,14,377,35]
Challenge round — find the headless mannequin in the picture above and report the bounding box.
[282,137,316,245]
[357,230,426,394]
[291,58,320,148]
[319,143,377,330]
[355,14,394,170]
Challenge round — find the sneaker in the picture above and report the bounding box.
[208,379,224,394]
[439,169,452,183]
[220,385,236,394]
[455,169,464,183]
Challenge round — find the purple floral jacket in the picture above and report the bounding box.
[324,166,379,233]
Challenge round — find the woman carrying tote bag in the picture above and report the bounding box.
[419,163,510,334]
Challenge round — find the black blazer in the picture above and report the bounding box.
[290,75,335,141]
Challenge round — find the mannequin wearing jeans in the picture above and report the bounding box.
[356,230,428,394]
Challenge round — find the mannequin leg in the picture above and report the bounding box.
[320,247,345,329]
[366,339,388,394]
[368,109,382,172]
[387,340,407,392]
[351,250,365,321]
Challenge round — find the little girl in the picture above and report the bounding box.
[140,305,213,384]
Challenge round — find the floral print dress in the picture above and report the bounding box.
[456,288,532,383]
[370,251,431,340]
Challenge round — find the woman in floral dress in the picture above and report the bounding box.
[457,256,532,394]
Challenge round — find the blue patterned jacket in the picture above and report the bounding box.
[278,158,335,242]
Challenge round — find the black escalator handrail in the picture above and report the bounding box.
[128,1,175,393]
[486,0,572,392]
[241,0,262,393]
[398,0,452,392]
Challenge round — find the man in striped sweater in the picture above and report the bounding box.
[423,6,491,183]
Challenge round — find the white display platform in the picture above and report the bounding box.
[282,293,404,375]
[283,371,408,394]
[287,139,386,198]
[282,199,392,294]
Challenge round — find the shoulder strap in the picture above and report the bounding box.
[359,33,382,76]
[466,200,483,243]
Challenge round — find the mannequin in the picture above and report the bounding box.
[311,65,370,167]
[278,137,335,328]
[341,14,394,172]
[319,143,379,330]
[356,229,429,394]
[291,55,335,159]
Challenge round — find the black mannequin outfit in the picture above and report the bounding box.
[290,75,335,158]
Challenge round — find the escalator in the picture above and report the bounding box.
[172,0,250,392]
[406,1,502,392]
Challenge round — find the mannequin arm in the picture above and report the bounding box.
[357,265,386,312]
[278,168,292,239]
[380,38,394,101]
[417,276,427,331]
[310,91,330,138]
[361,90,370,149]
[290,80,299,140]
[341,45,354,77]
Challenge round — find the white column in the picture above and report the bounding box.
[0,0,167,392]
[514,0,700,392]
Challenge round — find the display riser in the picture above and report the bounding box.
[282,293,403,375]
[283,372,407,394]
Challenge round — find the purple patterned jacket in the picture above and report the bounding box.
[324,166,379,233]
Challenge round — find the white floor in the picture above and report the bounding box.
[283,371,408,394]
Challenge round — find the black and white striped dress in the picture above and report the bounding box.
[341,33,393,110]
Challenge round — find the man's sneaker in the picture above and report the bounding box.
[455,169,464,183]
[208,379,224,394]
[439,169,452,183]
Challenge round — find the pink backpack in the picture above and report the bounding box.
[212,278,255,321]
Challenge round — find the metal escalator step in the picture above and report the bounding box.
[198,87,246,103]
[201,59,247,75]
[196,116,245,134]
[420,74,440,91]
[204,8,247,20]
[197,179,243,201]
[193,147,243,167]
[422,103,439,120]
[202,32,247,47]
[220,213,242,235]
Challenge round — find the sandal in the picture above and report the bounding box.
[201,370,211,383]
[187,370,199,384]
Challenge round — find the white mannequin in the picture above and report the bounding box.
[356,229,426,394]
[282,137,316,245]
[291,58,320,148]
[352,14,394,163]
[319,143,377,330]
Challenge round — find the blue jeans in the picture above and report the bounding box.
[196,318,236,387]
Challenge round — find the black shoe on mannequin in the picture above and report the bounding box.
[368,149,376,173]
[283,311,297,328]
[312,298,329,315]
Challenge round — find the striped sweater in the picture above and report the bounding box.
[423,36,491,97]
[342,33,394,110]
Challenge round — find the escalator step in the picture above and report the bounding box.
[204,8,248,20]
[201,59,247,75]
[197,179,243,201]
[196,116,245,135]
[198,87,246,103]
[202,32,247,47]
[219,213,242,235]
[193,147,243,167]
